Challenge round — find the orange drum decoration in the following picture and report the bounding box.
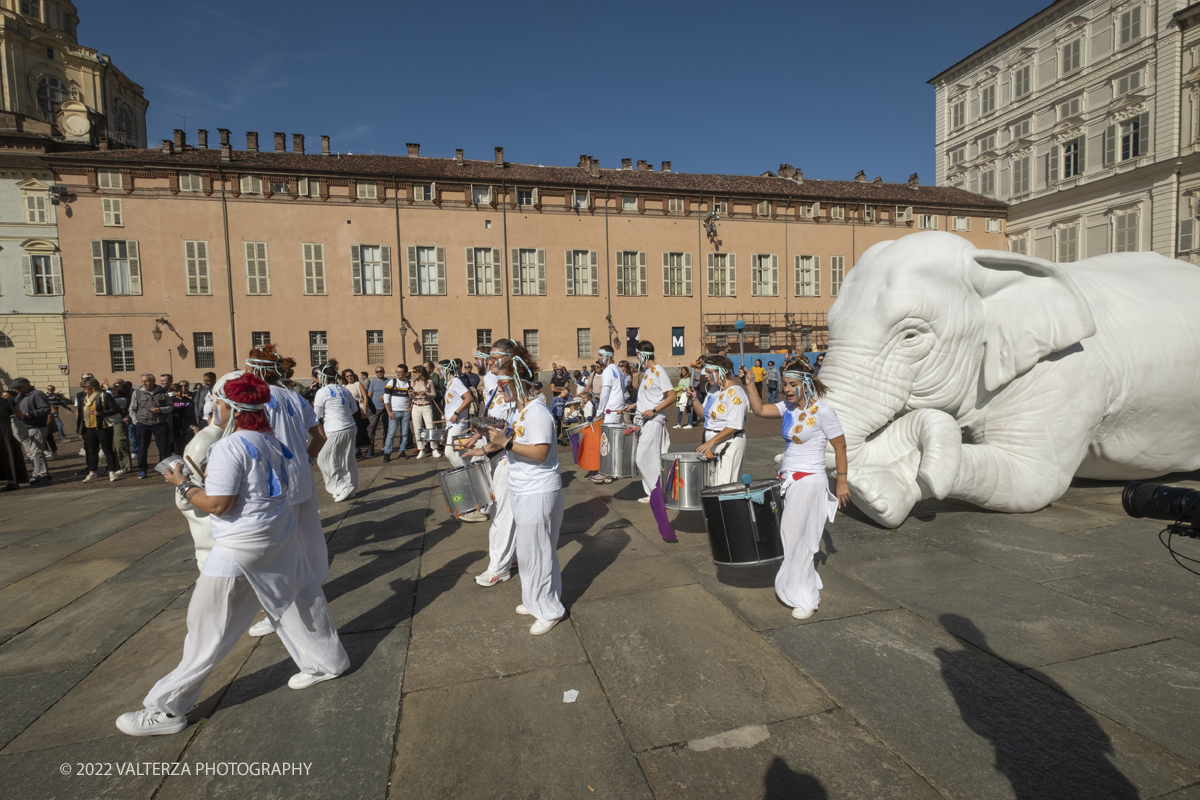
[574,419,603,472]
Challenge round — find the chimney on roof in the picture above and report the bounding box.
[173,129,185,149]
[578,154,589,169]
[621,158,632,170]
[246,132,259,152]
[908,172,919,189]
[218,128,231,161]
[589,157,600,178]
[854,170,866,182]
[197,129,208,149]
[321,135,330,156]
[661,161,671,173]
[292,133,304,154]
[406,143,420,157]
[161,139,174,155]
[494,146,504,168]
[637,160,650,172]
[779,163,794,179]
[273,132,286,153]
[455,148,464,166]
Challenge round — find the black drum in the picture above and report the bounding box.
[700,479,785,566]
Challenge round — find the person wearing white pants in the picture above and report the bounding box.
[626,342,677,502]
[740,359,850,619]
[117,375,348,737]
[690,355,749,486]
[466,342,519,585]
[587,345,626,484]
[313,361,358,502]
[485,347,565,635]
[439,359,473,470]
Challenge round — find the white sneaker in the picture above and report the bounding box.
[637,496,650,504]
[475,568,512,587]
[288,671,340,690]
[432,450,442,458]
[516,604,531,616]
[682,424,693,429]
[530,618,562,635]
[416,450,427,459]
[78,447,86,457]
[791,607,817,620]
[113,469,127,478]
[248,618,274,637]
[115,709,187,737]
[82,472,99,483]
[672,424,681,429]
[108,471,119,482]
[460,510,488,523]
[44,450,54,458]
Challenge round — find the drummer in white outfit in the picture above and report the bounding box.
[440,359,473,470]
[313,361,358,502]
[245,344,329,638]
[117,373,349,737]
[625,342,676,504]
[485,350,565,635]
[689,355,749,485]
[587,345,626,484]
[741,359,850,619]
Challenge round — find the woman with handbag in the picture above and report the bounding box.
[341,368,371,459]
[79,377,120,482]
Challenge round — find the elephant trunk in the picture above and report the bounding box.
[818,354,910,461]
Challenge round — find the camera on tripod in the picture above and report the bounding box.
[1122,481,1199,538]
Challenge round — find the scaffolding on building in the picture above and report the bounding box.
[702,310,829,354]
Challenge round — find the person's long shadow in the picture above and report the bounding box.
[559,527,629,605]
[936,614,1138,799]
[763,757,826,800]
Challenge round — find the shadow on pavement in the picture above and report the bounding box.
[763,757,826,799]
[560,528,629,604]
[937,613,1138,800]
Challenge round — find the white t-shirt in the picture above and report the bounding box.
[703,385,749,436]
[485,381,514,424]
[776,399,844,474]
[636,364,674,417]
[482,371,499,397]
[266,385,317,505]
[507,396,561,494]
[204,430,292,538]
[600,364,624,415]
[313,384,356,433]
[444,377,470,421]
[384,378,412,413]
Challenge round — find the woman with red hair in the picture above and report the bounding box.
[116,373,349,737]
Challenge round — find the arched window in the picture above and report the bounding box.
[114,102,132,140]
[0,332,14,348]
[36,76,68,116]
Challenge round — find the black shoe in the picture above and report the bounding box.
[75,468,89,476]
[28,476,51,485]
[382,453,390,463]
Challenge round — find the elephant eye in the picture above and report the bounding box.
[903,331,919,341]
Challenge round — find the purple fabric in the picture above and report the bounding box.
[649,479,677,542]
[569,432,581,463]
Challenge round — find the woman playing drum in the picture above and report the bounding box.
[439,359,473,469]
[687,355,748,485]
[741,359,850,619]
[312,360,358,502]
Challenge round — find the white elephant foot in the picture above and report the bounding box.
[847,451,923,528]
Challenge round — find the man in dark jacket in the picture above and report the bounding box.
[130,373,172,478]
[191,372,215,429]
[11,377,51,484]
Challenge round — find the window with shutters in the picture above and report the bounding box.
[1013,118,1032,139]
[244,242,269,295]
[795,255,820,297]
[299,177,317,197]
[573,190,589,209]
[414,183,432,201]
[831,256,845,297]
[26,254,58,295]
[577,328,591,359]
[750,254,778,297]
[1117,70,1143,96]
[1120,117,1145,160]
[97,170,122,190]
[193,333,215,369]
[467,247,499,295]
[981,84,996,115]
[421,330,438,363]
[109,333,134,373]
[252,331,271,347]
[712,199,728,214]
[756,200,770,217]
[523,330,539,358]
[183,241,210,295]
[357,182,377,200]
[1062,39,1082,75]
[980,134,997,152]
[831,205,845,220]
[615,251,645,296]
[567,250,596,296]
[19,0,40,20]
[1114,211,1139,252]
[414,246,440,295]
[1009,234,1029,255]
[708,253,735,297]
[980,170,996,196]
[357,244,388,295]
[949,147,966,168]
[864,206,876,223]
[668,196,684,213]
[309,331,328,367]
[622,195,637,211]
[952,216,970,232]
[303,243,326,295]
[25,194,48,223]
[1119,6,1142,46]
[1057,225,1079,263]
[471,186,490,205]
[476,329,492,350]
[986,218,1003,233]
[97,240,139,295]
[1180,218,1196,252]
[240,175,262,195]
[1060,96,1082,119]
[179,172,201,192]
[102,197,123,226]
[919,214,939,230]
[1062,138,1082,179]
[663,252,691,297]
[1014,64,1031,98]
[1012,156,1031,195]
[270,180,288,195]
[366,330,384,364]
[517,189,535,206]
[515,248,544,295]
[950,99,965,130]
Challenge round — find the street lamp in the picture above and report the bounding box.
[151,320,163,342]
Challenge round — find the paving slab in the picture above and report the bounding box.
[404,573,587,692]
[1009,500,1128,533]
[558,526,695,604]
[416,521,489,579]
[1031,639,1200,765]
[0,540,109,591]
[638,710,940,800]
[560,492,634,535]
[0,528,45,549]
[3,608,256,755]
[59,509,189,564]
[391,662,653,800]
[1061,520,1193,565]
[105,534,198,584]
[820,529,939,567]
[765,609,1199,800]
[1046,561,1200,646]
[155,626,406,800]
[839,549,1001,595]
[573,583,833,752]
[323,540,420,634]
[0,668,89,751]
[0,557,138,631]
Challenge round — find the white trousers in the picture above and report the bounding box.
[707,434,747,486]
[444,422,468,468]
[411,405,438,453]
[486,457,516,574]
[513,489,565,622]
[602,410,623,425]
[142,575,349,716]
[292,494,328,584]
[318,427,358,500]
[774,475,836,612]
[635,415,670,497]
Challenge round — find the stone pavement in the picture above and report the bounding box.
[1,437,1199,799]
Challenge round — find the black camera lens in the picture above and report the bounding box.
[1122,481,1200,522]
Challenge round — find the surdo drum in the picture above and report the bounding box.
[438,462,495,519]
[700,479,785,566]
[600,424,640,479]
[660,452,714,512]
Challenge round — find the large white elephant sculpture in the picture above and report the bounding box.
[820,231,1200,527]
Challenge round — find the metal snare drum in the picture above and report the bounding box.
[599,424,640,479]
[700,479,785,566]
[419,427,447,445]
[451,433,475,452]
[438,462,495,519]
[660,452,714,511]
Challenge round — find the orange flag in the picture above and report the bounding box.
[575,420,602,472]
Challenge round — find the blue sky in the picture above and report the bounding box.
[86,0,1050,182]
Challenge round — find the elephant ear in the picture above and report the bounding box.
[970,250,1096,392]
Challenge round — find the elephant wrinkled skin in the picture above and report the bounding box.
[820,231,1200,527]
